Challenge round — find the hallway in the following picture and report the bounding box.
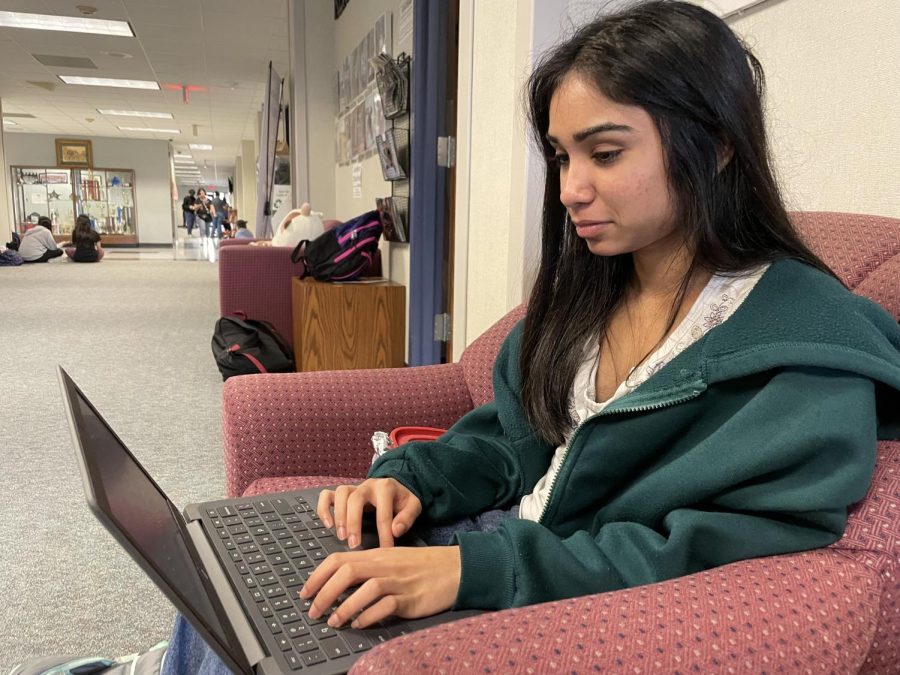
[0,258,224,668]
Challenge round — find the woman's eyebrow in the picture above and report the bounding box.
[546,123,635,145]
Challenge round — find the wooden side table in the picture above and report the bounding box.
[291,277,406,371]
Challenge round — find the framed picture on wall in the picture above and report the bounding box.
[55,139,93,168]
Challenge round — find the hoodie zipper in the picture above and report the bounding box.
[536,388,705,525]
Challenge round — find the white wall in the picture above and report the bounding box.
[3,133,173,244]
[453,0,574,359]
[728,0,900,217]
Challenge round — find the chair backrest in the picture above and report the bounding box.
[799,211,900,671]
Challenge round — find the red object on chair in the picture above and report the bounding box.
[222,212,900,673]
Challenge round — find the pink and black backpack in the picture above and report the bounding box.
[291,210,383,282]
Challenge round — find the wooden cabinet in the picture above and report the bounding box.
[292,278,406,371]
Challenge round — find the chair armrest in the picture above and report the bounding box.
[352,549,880,674]
[223,363,474,497]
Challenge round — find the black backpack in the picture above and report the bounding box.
[211,315,294,380]
[291,210,382,281]
[5,231,21,251]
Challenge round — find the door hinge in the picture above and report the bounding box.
[434,312,452,342]
[437,136,456,168]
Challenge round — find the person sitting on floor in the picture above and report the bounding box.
[18,217,63,263]
[65,215,104,263]
[232,219,254,239]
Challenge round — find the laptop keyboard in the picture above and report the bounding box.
[205,495,412,670]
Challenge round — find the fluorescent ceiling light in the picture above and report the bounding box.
[60,76,159,90]
[119,126,180,133]
[0,11,134,37]
[98,109,173,119]
[189,144,212,150]
[174,158,195,164]
[2,119,17,126]
[173,153,192,159]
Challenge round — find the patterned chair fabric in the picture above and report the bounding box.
[221,212,900,673]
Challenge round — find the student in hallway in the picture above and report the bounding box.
[18,217,63,263]
[21,1,900,672]
[65,214,104,263]
[181,189,197,236]
[232,219,254,239]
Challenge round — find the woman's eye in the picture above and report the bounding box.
[550,153,569,167]
[593,150,622,164]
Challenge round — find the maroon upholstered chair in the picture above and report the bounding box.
[217,220,381,345]
[222,212,900,673]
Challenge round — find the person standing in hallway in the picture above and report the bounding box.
[182,189,197,236]
[18,217,63,263]
[194,188,215,238]
[212,192,227,239]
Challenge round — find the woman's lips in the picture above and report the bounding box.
[573,220,612,238]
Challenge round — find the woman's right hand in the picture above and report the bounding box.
[317,478,422,549]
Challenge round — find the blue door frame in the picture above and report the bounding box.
[407,0,450,366]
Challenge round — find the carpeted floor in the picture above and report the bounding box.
[0,257,226,670]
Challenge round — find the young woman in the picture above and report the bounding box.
[194,188,216,238]
[65,215,104,262]
[300,0,900,630]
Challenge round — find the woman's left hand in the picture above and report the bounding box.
[299,546,461,629]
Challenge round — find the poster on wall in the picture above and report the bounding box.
[270,183,293,228]
[366,29,375,83]
[352,103,365,158]
[340,56,350,111]
[364,92,376,152]
[374,13,392,56]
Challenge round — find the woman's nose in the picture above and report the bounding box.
[559,165,592,209]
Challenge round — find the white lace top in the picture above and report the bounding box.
[518,264,770,522]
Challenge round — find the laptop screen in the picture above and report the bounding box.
[61,369,242,668]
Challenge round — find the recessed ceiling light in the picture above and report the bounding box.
[189,144,212,150]
[0,11,134,37]
[118,126,180,133]
[60,76,159,90]
[100,50,133,59]
[98,109,173,119]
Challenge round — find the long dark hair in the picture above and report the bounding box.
[521,0,837,445]
[72,214,93,244]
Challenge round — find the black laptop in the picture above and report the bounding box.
[59,367,480,674]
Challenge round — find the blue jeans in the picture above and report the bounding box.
[184,212,195,235]
[212,215,223,239]
[161,507,518,674]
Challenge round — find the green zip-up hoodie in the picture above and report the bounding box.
[369,260,900,610]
